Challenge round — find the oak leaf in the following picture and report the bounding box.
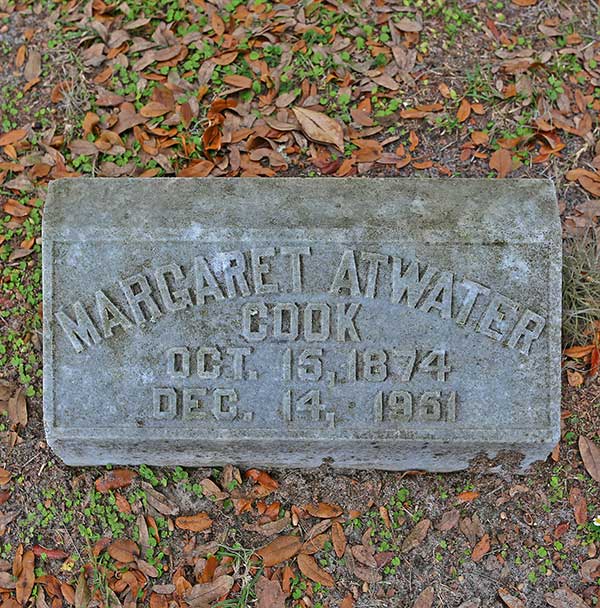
[489,148,513,178]
[457,491,480,503]
[175,512,213,532]
[15,549,35,605]
[305,502,342,518]
[177,160,214,177]
[456,99,471,123]
[401,519,431,552]
[292,107,344,152]
[297,553,334,587]
[0,129,27,147]
[498,588,525,608]
[95,469,137,493]
[107,539,139,563]
[545,587,587,608]
[437,509,460,532]
[579,436,600,482]
[414,586,434,608]
[332,521,347,558]
[471,533,490,562]
[256,576,287,608]
[257,535,302,567]
[186,575,234,608]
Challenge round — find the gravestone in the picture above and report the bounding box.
[43,178,561,470]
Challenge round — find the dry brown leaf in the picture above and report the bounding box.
[3,200,30,218]
[7,387,27,429]
[567,370,584,387]
[246,469,278,491]
[581,559,600,582]
[471,131,489,145]
[340,593,355,608]
[305,502,342,518]
[471,533,491,562]
[573,495,588,525]
[223,74,253,89]
[0,128,27,147]
[301,533,329,555]
[107,539,140,563]
[74,570,90,608]
[401,519,431,552]
[257,535,302,567]
[24,50,41,81]
[296,553,334,587]
[498,588,525,608]
[95,469,137,493]
[177,160,214,178]
[437,509,460,532]
[545,587,587,608]
[15,549,34,605]
[579,436,600,482]
[175,512,213,532]
[0,468,11,486]
[186,575,234,608]
[140,101,170,118]
[351,544,377,568]
[489,148,513,178]
[512,0,537,5]
[331,521,347,558]
[142,483,179,515]
[395,16,423,32]
[564,345,595,358]
[256,576,288,608]
[457,491,480,503]
[580,176,600,196]
[414,586,434,608]
[292,107,344,152]
[457,98,471,123]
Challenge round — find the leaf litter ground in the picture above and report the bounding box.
[1,0,600,606]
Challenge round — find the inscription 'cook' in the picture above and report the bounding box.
[55,246,546,356]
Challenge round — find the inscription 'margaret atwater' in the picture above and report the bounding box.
[57,249,545,357]
[43,178,561,470]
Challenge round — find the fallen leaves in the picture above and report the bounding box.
[471,534,491,562]
[331,521,347,558]
[255,575,287,608]
[437,509,460,532]
[544,587,588,608]
[256,535,302,567]
[414,586,434,608]
[107,539,140,563]
[15,548,35,605]
[498,588,526,608]
[579,435,600,482]
[186,575,234,608]
[401,519,431,552]
[175,512,213,532]
[95,468,137,493]
[0,128,27,147]
[297,554,334,587]
[292,107,344,152]
[489,148,513,178]
[305,502,342,518]
[456,99,472,123]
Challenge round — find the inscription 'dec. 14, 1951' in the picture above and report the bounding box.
[43,178,561,470]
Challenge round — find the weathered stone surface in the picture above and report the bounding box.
[43,178,561,470]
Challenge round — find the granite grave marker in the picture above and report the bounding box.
[43,178,560,470]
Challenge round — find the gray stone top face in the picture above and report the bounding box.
[42,178,561,470]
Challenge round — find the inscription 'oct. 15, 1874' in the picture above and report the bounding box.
[43,178,561,470]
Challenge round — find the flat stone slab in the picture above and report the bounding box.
[43,178,561,470]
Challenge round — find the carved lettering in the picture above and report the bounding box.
[120,274,162,324]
